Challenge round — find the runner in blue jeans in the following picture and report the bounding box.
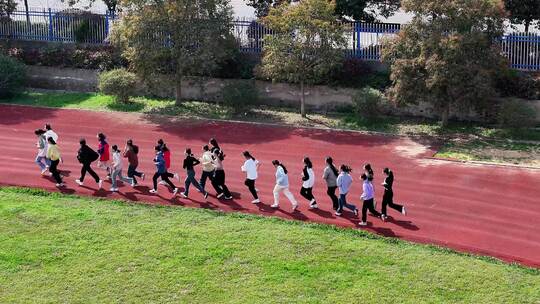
[335,164,358,217]
[180,148,208,200]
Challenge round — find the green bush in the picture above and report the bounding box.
[0,54,26,98]
[352,87,384,121]
[497,99,537,129]
[221,81,259,113]
[98,69,138,103]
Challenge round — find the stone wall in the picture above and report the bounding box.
[24,65,540,122]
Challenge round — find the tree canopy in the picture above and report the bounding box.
[259,0,346,117]
[504,0,540,33]
[112,0,235,104]
[381,0,508,126]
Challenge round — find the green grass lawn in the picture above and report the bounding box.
[0,187,539,303]
[2,91,539,165]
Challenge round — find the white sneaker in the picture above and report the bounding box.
[217,193,224,199]
[180,192,188,198]
[310,204,318,209]
[41,169,47,175]
[381,215,387,221]
[271,203,279,208]
[75,179,83,186]
[149,189,158,194]
[141,173,145,181]
[98,179,103,189]
[358,221,367,226]
[174,173,180,181]
[55,183,64,187]
[335,211,342,216]
[224,196,232,200]
[354,209,358,216]
[131,181,137,187]
[173,188,179,195]
[110,187,118,192]
[255,188,259,192]
[292,204,298,211]
[251,199,260,204]
[402,206,407,215]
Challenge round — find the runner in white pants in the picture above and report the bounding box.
[271,160,298,211]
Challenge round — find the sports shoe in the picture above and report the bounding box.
[174,173,180,181]
[75,179,83,186]
[149,189,158,194]
[173,188,179,195]
[106,175,111,180]
[251,199,260,204]
[55,183,64,187]
[180,192,188,198]
[204,192,209,200]
[224,196,233,200]
[402,206,407,215]
[271,203,279,208]
[381,215,387,221]
[292,204,298,211]
[358,221,367,226]
[217,193,224,199]
[310,204,318,209]
[141,173,145,181]
[354,209,358,216]
[110,187,118,192]
[131,181,137,187]
[98,179,103,189]
[41,168,47,175]
[255,188,259,192]
[335,211,342,216]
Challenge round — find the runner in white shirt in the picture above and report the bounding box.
[44,124,58,142]
[241,151,260,203]
[110,145,134,192]
[300,157,318,209]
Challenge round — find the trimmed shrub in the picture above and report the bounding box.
[352,87,384,121]
[98,68,137,103]
[0,54,26,98]
[497,99,537,129]
[221,81,259,113]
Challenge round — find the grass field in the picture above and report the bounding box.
[0,187,539,303]
[1,91,539,166]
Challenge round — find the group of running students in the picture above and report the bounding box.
[34,123,407,226]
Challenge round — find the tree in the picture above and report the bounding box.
[259,0,346,117]
[247,0,400,21]
[504,0,540,33]
[112,0,234,105]
[381,0,508,126]
[0,0,16,20]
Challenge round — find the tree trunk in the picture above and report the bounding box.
[175,76,182,105]
[441,103,450,127]
[300,80,306,118]
[525,20,530,34]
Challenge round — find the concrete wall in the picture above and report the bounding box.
[25,65,540,122]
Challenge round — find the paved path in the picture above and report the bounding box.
[1,104,539,267]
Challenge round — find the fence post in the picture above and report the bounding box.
[105,11,109,42]
[48,8,53,41]
[356,22,361,58]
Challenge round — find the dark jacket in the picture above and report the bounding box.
[77,145,99,164]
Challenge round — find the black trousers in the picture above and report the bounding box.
[153,172,176,191]
[80,162,100,183]
[127,164,143,184]
[326,186,339,210]
[49,159,62,184]
[381,191,403,216]
[300,187,315,202]
[362,198,381,222]
[199,170,214,190]
[244,178,258,199]
[212,170,231,198]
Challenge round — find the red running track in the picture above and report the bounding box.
[1,104,540,268]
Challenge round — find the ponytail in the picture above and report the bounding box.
[303,157,312,169]
[243,151,255,160]
[272,160,288,174]
[326,157,339,176]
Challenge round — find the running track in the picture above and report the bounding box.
[1,104,540,268]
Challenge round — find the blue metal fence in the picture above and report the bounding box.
[1,8,539,71]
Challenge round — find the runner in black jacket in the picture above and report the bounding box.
[75,138,103,189]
